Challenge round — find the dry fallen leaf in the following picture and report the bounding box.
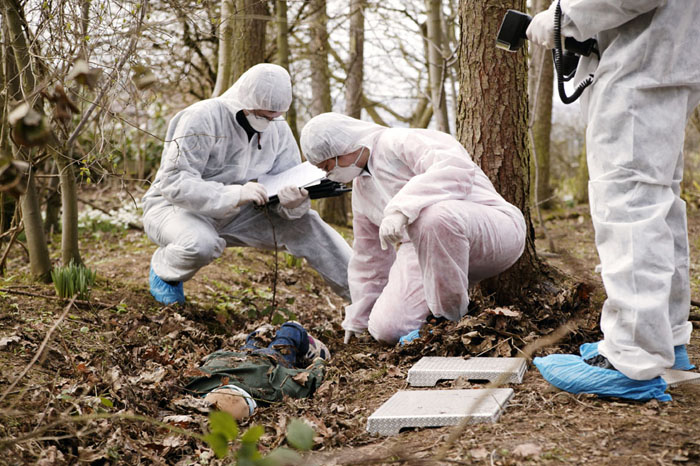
[162,415,197,429]
[485,307,521,318]
[292,371,310,386]
[513,443,542,458]
[470,447,489,459]
[0,335,21,348]
[67,59,103,89]
[131,64,158,90]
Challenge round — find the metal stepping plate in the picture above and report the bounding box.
[366,388,514,436]
[407,356,528,387]
[662,369,700,387]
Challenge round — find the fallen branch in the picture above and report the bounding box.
[0,288,116,310]
[0,296,77,405]
[0,411,203,450]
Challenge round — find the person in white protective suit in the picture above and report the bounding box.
[142,64,352,305]
[299,112,527,344]
[528,0,700,401]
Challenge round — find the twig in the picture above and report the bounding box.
[77,197,142,230]
[0,288,116,310]
[0,411,203,449]
[0,296,77,404]
[529,47,556,253]
[261,207,279,312]
[0,226,22,275]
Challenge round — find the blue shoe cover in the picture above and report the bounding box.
[579,341,600,359]
[149,268,184,305]
[581,341,696,371]
[533,354,671,402]
[399,329,421,345]
[672,345,695,371]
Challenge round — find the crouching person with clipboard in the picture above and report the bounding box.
[142,64,352,306]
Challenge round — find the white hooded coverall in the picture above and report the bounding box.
[142,64,352,300]
[301,113,526,343]
[559,0,700,379]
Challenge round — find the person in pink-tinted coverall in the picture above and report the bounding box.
[300,112,526,344]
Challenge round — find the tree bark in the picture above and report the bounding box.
[2,0,52,281]
[0,22,17,236]
[308,0,331,117]
[345,0,365,120]
[528,0,554,209]
[55,150,81,265]
[212,0,236,97]
[573,141,589,204]
[457,0,540,302]
[425,0,450,133]
[275,0,299,142]
[232,0,267,82]
[44,162,60,237]
[310,0,347,225]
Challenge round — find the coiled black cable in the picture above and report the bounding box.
[553,0,594,104]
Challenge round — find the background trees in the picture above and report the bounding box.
[1,0,699,288]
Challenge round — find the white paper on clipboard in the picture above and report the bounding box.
[257,161,327,197]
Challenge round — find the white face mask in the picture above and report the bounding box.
[327,148,365,183]
[245,112,271,132]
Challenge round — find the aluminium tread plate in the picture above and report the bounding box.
[662,369,700,387]
[407,356,528,387]
[366,388,514,436]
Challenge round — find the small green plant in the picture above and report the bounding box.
[204,411,314,464]
[51,261,97,300]
[283,253,303,268]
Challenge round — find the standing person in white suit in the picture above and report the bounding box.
[300,112,526,344]
[528,0,700,401]
[142,64,352,305]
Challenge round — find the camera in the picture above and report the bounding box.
[496,7,598,103]
[496,9,597,57]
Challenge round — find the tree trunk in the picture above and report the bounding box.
[528,0,554,209]
[2,0,52,281]
[212,0,236,97]
[0,22,17,236]
[20,172,52,281]
[309,0,331,117]
[691,106,700,134]
[457,0,540,302]
[44,161,60,237]
[275,0,299,142]
[232,0,267,82]
[55,151,81,265]
[310,0,347,225]
[573,141,589,204]
[425,0,450,133]
[345,0,365,120]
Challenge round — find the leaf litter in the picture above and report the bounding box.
[0,196,699,464]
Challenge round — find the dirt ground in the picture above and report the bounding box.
[1,191,700,465]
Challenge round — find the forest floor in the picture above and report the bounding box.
[1,187,700,465]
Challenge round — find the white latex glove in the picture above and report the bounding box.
[278,185,309,209]
[379,212,409,250]
[344,330,363,344]
[238,181,268,206]
[526,5,556,49]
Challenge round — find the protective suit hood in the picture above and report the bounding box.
[219,63,292,114]
[301,112,385,164]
